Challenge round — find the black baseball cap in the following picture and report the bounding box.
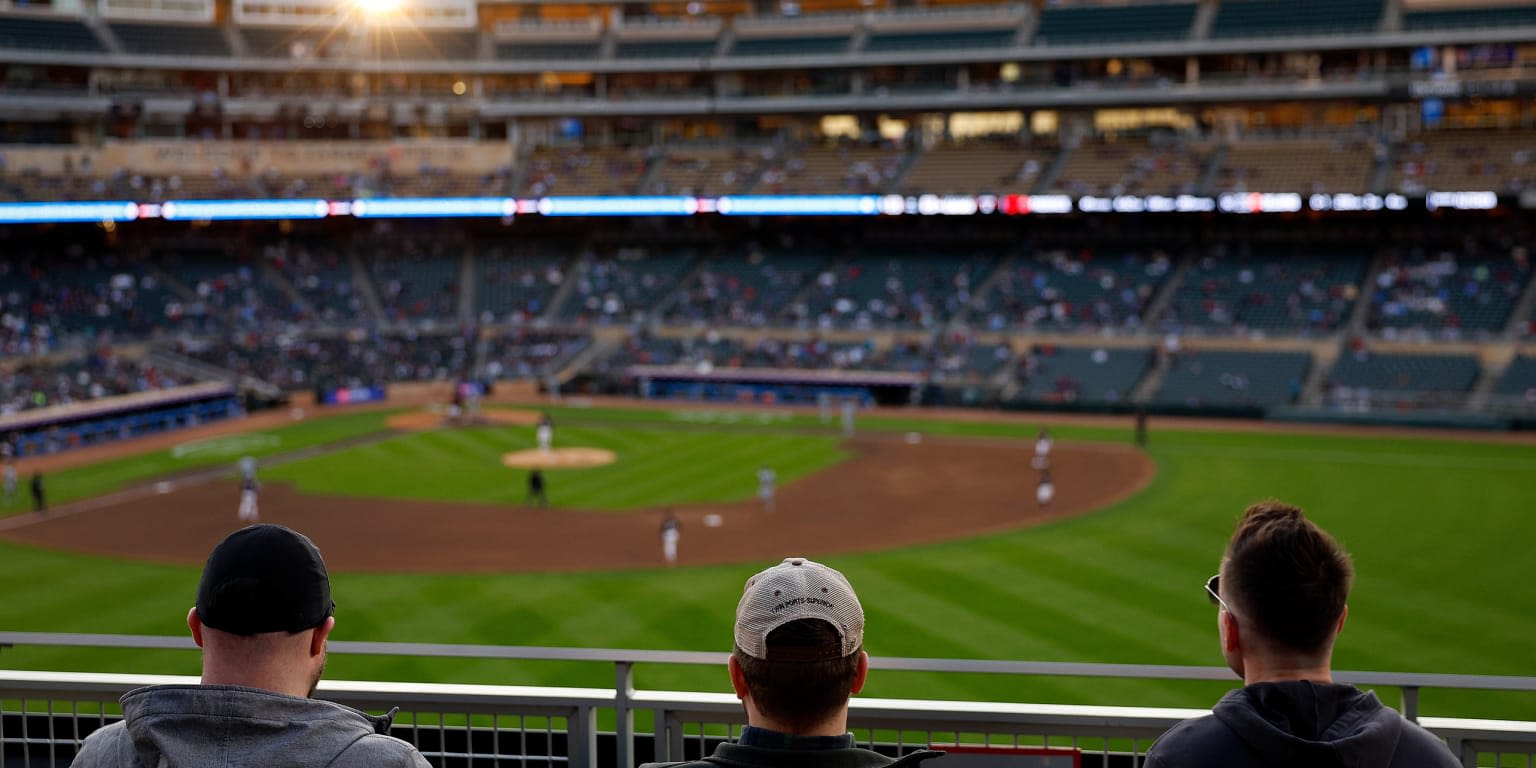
[195,524,335,636]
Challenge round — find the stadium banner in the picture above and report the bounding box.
[3,141,514,177]
[316,385,389,406]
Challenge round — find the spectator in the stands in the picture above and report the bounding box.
[71,524,431,768]
[641,557,942,768]
[1144,501,1458,768]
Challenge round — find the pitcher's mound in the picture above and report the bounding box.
[502,448,616,470]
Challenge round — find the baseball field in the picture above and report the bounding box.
[0,399,1532,721]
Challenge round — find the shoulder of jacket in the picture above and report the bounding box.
[1394,719,1462,767]
[328,732,432,768]
[1145,714,1241,765]
[73,721,131,767]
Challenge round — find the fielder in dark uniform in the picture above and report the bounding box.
[527,470,548,508]
[30,471,46,514]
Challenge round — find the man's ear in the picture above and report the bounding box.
[187,608,205,648]
[727,654,750,700]
[850,651,869,696]
[1336,604,1348,635]
[309,616,335,658]
[1220,609,1242,655]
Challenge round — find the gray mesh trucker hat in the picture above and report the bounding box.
[734,557,864,660]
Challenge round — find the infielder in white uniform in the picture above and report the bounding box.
[238,475,261,522]
[536,413,554,453]
[660,509,681,565]
[757,465,777,513]
[1033,427,1054,470]
[1036,469,1054,510]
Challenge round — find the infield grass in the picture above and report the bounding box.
[258,424,848,509]
[0,405,1532,720]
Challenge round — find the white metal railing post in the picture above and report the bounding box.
[615,661,635,768]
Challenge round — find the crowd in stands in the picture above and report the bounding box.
[176,330,475,391]
[0,349,183,415]
[11,129,1536,205]
[482,330,591,381]
[1159,247,1366,336]
[1365,243,1531,340]
[970,248,1173,332]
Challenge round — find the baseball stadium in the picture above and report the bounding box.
[1,0,1536,762]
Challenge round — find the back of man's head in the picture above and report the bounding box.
[731,558,865,733]
[1221,500,1353,655]
[196,524,335,637]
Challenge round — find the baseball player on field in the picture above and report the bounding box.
[536,412,554,453]
[238,474,261,522]
[757,464,777,513]
[1036,469,1054,510]
[1033,427,1054,470]
[659,508,681,565]
[3,458,16,505]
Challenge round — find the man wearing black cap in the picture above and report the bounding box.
[641,557,942,768]
[71,524,431,768]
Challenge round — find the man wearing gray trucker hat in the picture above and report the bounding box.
[71,524,430,768]
[643,557,942,768]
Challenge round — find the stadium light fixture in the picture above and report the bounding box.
[352,0,403,20]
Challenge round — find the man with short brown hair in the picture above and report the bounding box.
[1145,500,1458,767]
[642,557,941,768]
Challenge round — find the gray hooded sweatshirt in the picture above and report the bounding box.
[1144,681,1460,768]
[70,684,431,768]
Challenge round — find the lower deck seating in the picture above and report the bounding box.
[1154,349,1312,407]
[1012,345,1152,404]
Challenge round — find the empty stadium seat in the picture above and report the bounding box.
[1154,349,1312,407]
[109,23,230,57]
[1033,3,1196,45]
[0,15,105,52]
[1327,351,1480,407]
[1012,345,1153,404]
[614,40,716,59]
[494,41,599,61]
[1210,0,1383,38]
[1404,5,1536,31]
[863,29,1015,54]
[729,35,851,57]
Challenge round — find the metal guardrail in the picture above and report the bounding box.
[2,632,1534,768]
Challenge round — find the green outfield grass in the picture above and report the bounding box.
[0,405,1532,720]
[0,409,397,515]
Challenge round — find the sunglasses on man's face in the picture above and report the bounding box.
[1205,574,1234,615]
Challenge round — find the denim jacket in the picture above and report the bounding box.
[70,684,431,768]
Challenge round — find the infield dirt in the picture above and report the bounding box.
[3,434,1152,573]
